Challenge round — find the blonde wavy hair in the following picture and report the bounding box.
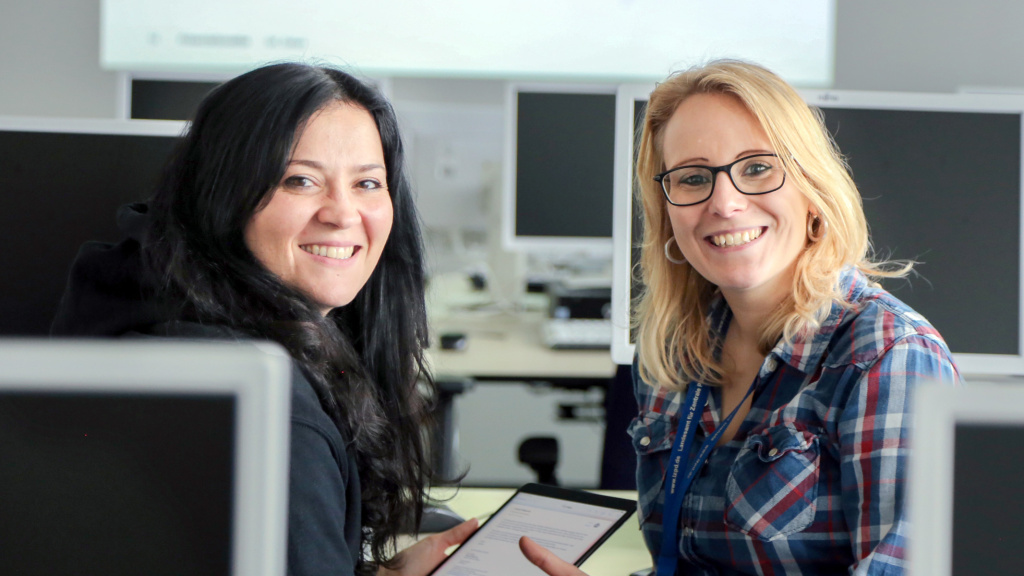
[634,59,908,390]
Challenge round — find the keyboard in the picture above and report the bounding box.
[542,318,612,350]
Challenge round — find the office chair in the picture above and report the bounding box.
[517,436,559,485]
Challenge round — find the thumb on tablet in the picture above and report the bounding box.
[437,517,479,549]
[381,518,479,576]
[519,536,589,576]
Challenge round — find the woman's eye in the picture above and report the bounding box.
[678,173,710,187]
[283,175,317,189]
[356,178,384,190]
[743,163,773,177]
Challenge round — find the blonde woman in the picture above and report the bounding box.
[521,60,961,575]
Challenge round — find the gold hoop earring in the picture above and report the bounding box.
[664,238,686,264]
[807,214,828,242]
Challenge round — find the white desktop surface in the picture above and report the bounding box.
[426,310,617,380]
[431,487,650,576]
[425,273,617,381]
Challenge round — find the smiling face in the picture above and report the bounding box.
[662,92,810,306]
[244,102,393,315]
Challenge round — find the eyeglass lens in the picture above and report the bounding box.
[662,155,783,206]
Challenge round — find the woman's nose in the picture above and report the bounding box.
[706,171,747,216]
[317,188,361,228]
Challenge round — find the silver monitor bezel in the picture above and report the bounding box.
[0,114,187,137]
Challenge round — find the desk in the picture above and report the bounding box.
[426,309,617,384]
[425,310,617,484]
[424,276,618,485]
[433,487,651,576]
[425,271,616,383]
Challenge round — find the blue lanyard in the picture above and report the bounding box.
[655,379,758,576]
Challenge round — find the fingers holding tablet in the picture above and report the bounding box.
[427,483,635,576]
[384,518,479,576]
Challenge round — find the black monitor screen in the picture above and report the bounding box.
[0,129,179,335]
[0,392,236,576]
[131,79,220,120]
[819,108,1021,355]
[952,423,1024,575]
[515,91,616,239]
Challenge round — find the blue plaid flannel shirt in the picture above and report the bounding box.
[629,268,962,575]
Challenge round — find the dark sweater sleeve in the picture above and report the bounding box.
[287,369,363,576]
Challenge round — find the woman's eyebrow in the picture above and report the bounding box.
[355,163,386,173]
[285,160,385,173]
[668,156,709,169]
[733,149,774,160]
[286,159,324,170]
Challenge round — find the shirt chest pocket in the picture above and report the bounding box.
[628,411,676,525]
[724,424,820,541]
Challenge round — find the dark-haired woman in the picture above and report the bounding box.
[52,62,475,575]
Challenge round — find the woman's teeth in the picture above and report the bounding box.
[711,228,762,247]
[302,244,355,260]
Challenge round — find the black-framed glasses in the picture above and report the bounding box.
[654,153,786,207]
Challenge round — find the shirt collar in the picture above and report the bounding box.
[707,267,867,375]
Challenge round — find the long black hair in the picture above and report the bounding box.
[143,62,434,571]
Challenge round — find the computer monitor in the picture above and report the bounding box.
[807,90,1024,375]
[909,381,1024,576]
[0,116,183,336]
[0,339,291,576]
[610,84,654,364]
[503,84,617,255]
[611,89,1024,377]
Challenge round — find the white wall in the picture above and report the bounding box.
[3,0,1024,118]
[832,0,1024,92]
[0,0,119,117]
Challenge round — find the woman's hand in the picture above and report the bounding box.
[379,518,478,576]
[519,536,590,576]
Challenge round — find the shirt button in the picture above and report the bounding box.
[765,357,778,372]
[682,527,695,536]
[640,436,651,447]
[768,448,779,457]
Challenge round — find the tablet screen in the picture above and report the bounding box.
[430,484,635,576]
